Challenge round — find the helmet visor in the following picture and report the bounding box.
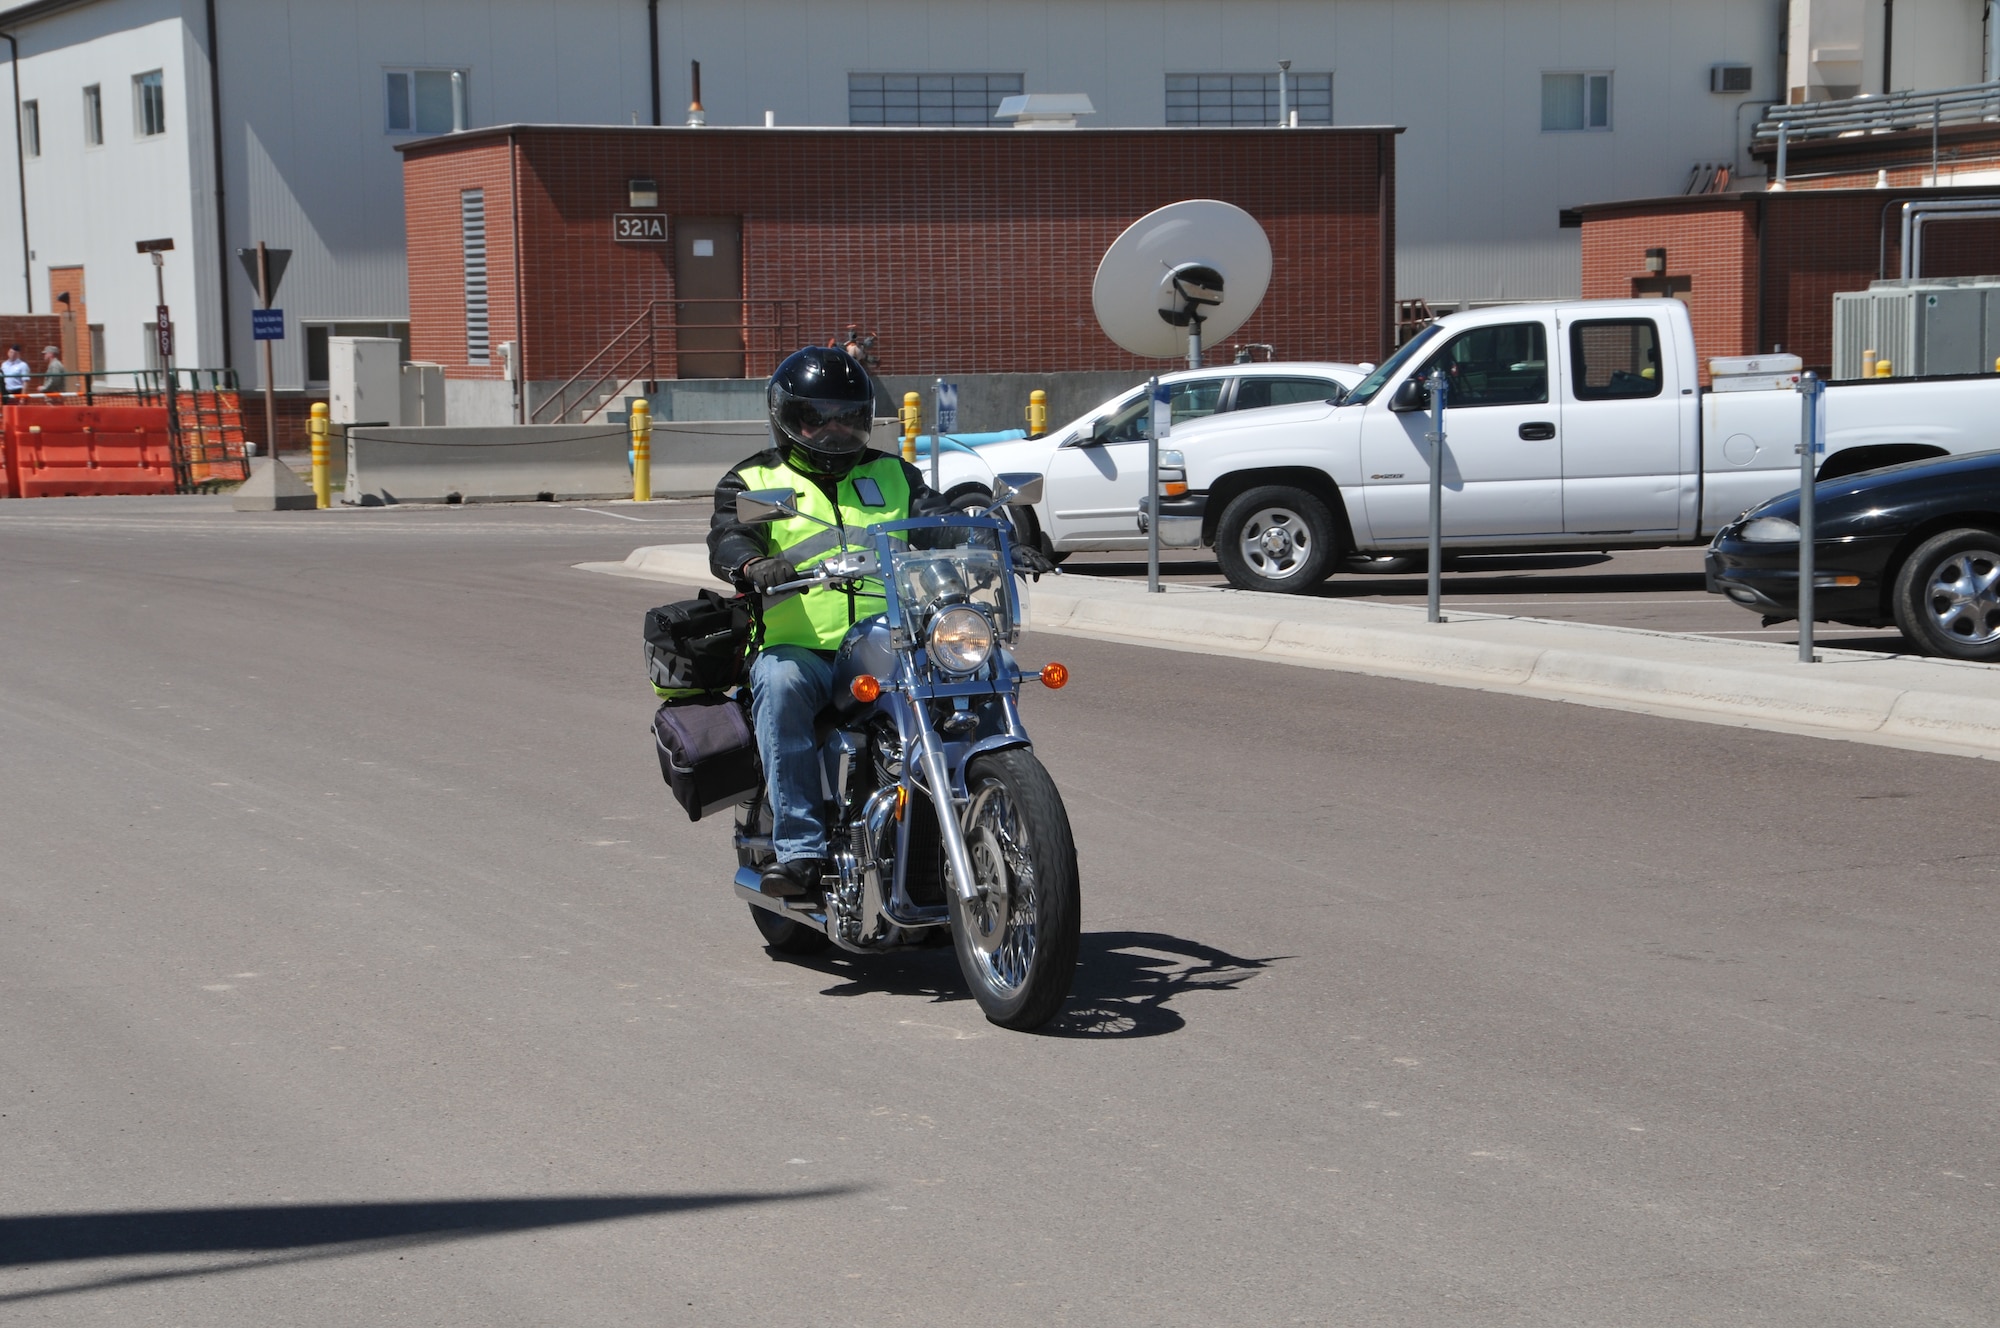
[777,395,872,452]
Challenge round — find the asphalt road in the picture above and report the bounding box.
[2,497,1996,1325]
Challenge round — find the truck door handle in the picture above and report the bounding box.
[1519,422,1556,441]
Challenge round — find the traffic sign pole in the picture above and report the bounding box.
[258,241,275,456]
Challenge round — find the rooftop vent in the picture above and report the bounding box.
[995,93,1095,129]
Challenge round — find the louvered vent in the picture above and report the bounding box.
[462,188,489,364]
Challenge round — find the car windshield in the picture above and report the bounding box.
[879,519,1020,642]
[1343,325,1441,405]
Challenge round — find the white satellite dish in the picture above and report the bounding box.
[1092,199,1273,368]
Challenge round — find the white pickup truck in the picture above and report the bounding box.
[939,299,2000,593]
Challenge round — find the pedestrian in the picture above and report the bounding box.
[38,345,65,394]
[1,345,29,397]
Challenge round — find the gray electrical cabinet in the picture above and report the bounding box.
[1833,279,2000,379]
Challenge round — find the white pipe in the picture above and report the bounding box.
[1989,2,1999,86]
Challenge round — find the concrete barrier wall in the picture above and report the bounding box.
[344,425,632,505]
[343,422,773,504]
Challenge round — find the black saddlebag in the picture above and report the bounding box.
[653,695,760,822]
[643,590,755,701]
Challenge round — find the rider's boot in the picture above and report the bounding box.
[758,858,825,898]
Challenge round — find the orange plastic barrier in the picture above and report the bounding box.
[5,404,177,497]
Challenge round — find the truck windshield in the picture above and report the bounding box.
[1343,325,1441,405]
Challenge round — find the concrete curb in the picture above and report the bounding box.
[582,543,2000,760]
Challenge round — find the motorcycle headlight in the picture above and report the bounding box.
[1739,516,1802,543]
[926,606,994,674]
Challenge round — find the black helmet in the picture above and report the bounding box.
[768,346,874,477]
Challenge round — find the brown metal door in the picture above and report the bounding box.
[674,217,743,378]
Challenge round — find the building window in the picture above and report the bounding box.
[88,324,104,373]
[461,189,489,365]
[1166,73,1333,126]
[22,100,38,157]
[386,68,466,135]
[848,73,1024,126]
[82,83,102,146]
[303,321,411,385]
[133,70,165,137]
[1542,72,1611,131]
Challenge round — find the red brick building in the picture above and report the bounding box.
[1574,186,2000,383]
[398,124,1397,415]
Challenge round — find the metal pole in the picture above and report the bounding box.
[1797,372,1822,663]
[1774,121,1788,190]
[257,240,275,457]
[1147,375,1163,594]
[1931,101,1941,186]
[930,376,942,492]
[1277,59,1290,128]
[1187,310,1202,371]
[1426,366,1447,623]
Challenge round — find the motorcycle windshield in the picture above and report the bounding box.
[880,520,1019,643]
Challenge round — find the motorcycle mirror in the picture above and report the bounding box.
[991,472,1045,507]
[735,488,799,524]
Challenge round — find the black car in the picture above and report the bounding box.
[1706,449,2000,661]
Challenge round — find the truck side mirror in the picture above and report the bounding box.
[1389,378,1430,413]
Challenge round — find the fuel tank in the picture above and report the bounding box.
[831,614,897,719]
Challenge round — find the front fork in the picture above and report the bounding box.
[897,659,1028,905]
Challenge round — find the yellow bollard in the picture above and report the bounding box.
[1026,389,1048,438]
[308,401,330,509]
[1875,359,1894,378]
[1861,348,1878,378]
[630,399,653,502]
[901,391,921,463]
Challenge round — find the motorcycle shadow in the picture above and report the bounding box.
[782,930,1284,1039]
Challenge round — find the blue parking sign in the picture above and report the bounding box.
[251,308,284,341]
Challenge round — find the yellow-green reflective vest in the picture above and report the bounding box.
[740,454,911,651]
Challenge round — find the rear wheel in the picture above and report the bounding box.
[1214,485,1338,593]
[737,795,830,955]
[1892,528,2000,661]
[948,748,1080,1031]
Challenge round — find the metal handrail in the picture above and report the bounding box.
[1754,79,2000,143]
[530,303,657,424]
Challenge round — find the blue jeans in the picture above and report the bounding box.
[748,644,835,863]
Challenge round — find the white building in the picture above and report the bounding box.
[0,0,1988,392]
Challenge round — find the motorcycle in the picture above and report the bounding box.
[729,474,1081,1031]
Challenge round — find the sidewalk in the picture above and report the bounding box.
[583,543,2000,762]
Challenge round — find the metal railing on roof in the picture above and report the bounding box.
[1753,80,2000,144]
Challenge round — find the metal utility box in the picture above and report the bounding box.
[329,336,401,425]
[1834,282,2000,378]
[400,361,446,426]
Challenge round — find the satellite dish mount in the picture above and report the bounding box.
[1159,263,1226,368]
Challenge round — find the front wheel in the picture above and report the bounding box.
[1891,527,2000,661]
[1214,485,1338,593]
[948,748,1080,1030]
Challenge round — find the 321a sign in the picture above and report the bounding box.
[612,213,668,242]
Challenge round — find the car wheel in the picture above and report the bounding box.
[942,483,994,516]
[1891,527,2000,661]
[1214,486,1338,593]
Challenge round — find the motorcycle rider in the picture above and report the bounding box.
[710,346,1049,899]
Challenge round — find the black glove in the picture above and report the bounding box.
[1011,544,1057,581]
[741,556,798,594]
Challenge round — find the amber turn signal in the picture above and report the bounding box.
[850,674,881,702]
[1039,662,1069,689]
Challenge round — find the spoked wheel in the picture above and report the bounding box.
[948,748,1080,1030]
[737,794,831,956]
[1892,528,2000,661]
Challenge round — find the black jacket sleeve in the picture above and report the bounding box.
[707,453,780,587]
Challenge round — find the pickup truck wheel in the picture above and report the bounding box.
[1892,528,2000,661]
[1215,486,1337,593]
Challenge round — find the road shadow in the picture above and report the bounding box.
[783,929,1282,1039]
[0,1190,849,1303]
